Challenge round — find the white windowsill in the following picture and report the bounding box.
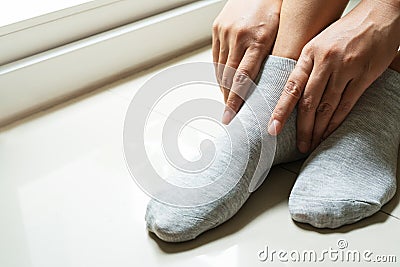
[0,0,198,64]
[0,0,226,127]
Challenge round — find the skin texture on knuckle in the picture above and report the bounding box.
[231,73,252,97]
[301,43,315,60]
[284,81,303,100]
[298,97,317,113]
[272,106,287,122]
[219,25,231,40]
[253,23,274,42]
[233,24,269,50]
[317,102,334,115]
[212,20,220,34]
[337,101,353,113]
[226,56,242,69]
[226,96,243,111]
[221,75,232,89]
[319,43,342,62]
[234,17,278,48]
[234,71,251,84]
[232,24,249,38]
[217,40,229,55]
[248,41,267,53]
[341,52,360,65]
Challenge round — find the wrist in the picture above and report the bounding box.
[352,0,400,38]
[360,0,400,21]
[377,0,400,10]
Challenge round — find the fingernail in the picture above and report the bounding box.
[298,141,309,153]
[268,119,281,136]
[222,109,235,125]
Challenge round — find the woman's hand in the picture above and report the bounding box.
[268,0,400,153]
[212,0,282,124]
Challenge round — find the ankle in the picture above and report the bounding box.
[271,44,301,60]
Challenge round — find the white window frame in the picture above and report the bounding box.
[0,0,226,127]
[0,0,199,65]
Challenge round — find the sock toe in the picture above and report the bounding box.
[287,69,399,229]
[288,196,381,228]
[145,200,217,242]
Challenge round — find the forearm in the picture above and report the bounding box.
[344,0,400,65]
[349,0,400,34]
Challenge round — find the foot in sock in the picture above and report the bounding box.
[289,68,400,228]
[145,56,304,242]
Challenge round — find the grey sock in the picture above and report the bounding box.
[289,68,400,228]
[145,56,304,242]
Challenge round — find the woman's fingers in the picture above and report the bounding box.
[222,46,267,124]
[296,66,330,153]
[217,34,229,101]
[221,44,246,103]
[310,73,349,149]
[268,52,313,136]
[212,24,225,96]
[323,78,366,139]
[212,24,220,66]
[211,0,282,119]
